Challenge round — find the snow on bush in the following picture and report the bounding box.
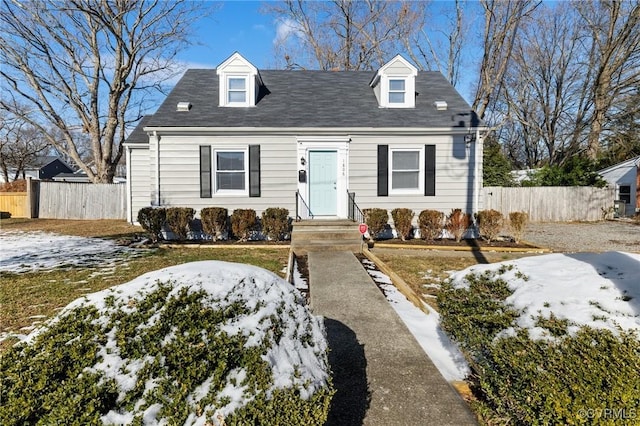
[440,252,640,425]
[0,261,333,425]
[447,251,640,339]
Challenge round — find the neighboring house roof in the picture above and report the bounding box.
[597,155,640,175]
[143,69,480,130]
[33,156,68,168]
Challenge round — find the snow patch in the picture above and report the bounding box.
[449,252,640,340]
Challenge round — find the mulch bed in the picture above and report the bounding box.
[374,238,540,250]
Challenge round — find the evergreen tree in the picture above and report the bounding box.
[483,136,515,186]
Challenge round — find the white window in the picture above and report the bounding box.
[227,77,247,105]
[388,79,406,104]
[214,149,248,194]
[390,148,423,194]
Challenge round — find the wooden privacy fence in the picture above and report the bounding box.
[38,181,126,220]
[483,186,616,222]
[0,192,28,218]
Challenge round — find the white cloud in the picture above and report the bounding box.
[274,18,303,45]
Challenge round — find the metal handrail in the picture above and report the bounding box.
[295,190,313,221]
[347,191,365,223]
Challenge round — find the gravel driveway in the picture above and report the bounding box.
[524,220,640,253]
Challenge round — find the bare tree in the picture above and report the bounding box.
[0,111,50,182]
[0,0,211,183]
[404,0,468,87]
[472,0,541,121]
[499,3,585,167]
[573,0,640,160]
[266,0,422,71]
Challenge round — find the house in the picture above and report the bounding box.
[124,52,485,226]
[0,156,74,183]
[598,155,640,217]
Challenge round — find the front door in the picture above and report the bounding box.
[309,150,338,216]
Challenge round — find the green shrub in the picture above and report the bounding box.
[261,207,290,241]
[231,209,257,241]
[439,269,640,426]
[475,209,504,242]
[200,207,228,241]
[391,208,414,241]
[445,209,471,242]
[418,209,444,241]
[165,207,195,241]
[363,208,388,240]
[137,207,166,242]
[509,211,529,243]
[0,262,334,425]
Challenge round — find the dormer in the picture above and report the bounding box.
[216,52,261,107]
[370,55,418,108]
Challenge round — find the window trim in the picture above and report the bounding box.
[389,147,424,195]
[213,148,249,195]
[619,184,631,204]
[225,75,249,106]
[388,78,406,104]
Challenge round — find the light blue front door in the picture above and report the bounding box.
[309,151,338,216]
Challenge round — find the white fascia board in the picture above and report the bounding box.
[143,126,488,136]
[123,142,149,149]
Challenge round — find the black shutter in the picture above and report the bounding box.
[200,146,211,198]
[425,144,436,196]
[377,145,388,196]
[249,144,260,197]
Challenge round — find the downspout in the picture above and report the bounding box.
[474,129,482,214]
[153,131,161,206]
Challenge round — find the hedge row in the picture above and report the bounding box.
[438,268,640,425]
[137,207,291,242]
[363,208,529,242]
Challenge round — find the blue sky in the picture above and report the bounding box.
[175,1,482,102]
[177,1,280,69]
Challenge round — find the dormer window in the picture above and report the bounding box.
[217,52,260,107]
[370,54,418,108]
[388,79,406,104]
[227,77,247,104]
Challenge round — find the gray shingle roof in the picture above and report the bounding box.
[145,69,480,129]
[125,116,151,144]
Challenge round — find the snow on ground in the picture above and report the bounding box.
[361,251,640,382]
[360,258,470,382]
[449,252,640,340]
[22,261,330,425]
[0,230,141,273]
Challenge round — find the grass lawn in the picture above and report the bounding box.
[372,249,538,308]
[0,219,289,353]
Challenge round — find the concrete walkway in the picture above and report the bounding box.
[309,251,477,426]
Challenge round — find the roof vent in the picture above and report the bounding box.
[433,100,448,111]
[176,102,192,112]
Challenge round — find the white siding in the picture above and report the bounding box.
[222,56,254,74]
[385,62,412,75]
[348,133,480,223]
[130,147,150,222]
[155,134,298,217]
[138,131,481,222]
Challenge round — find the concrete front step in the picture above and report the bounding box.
[291,220,364,253]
